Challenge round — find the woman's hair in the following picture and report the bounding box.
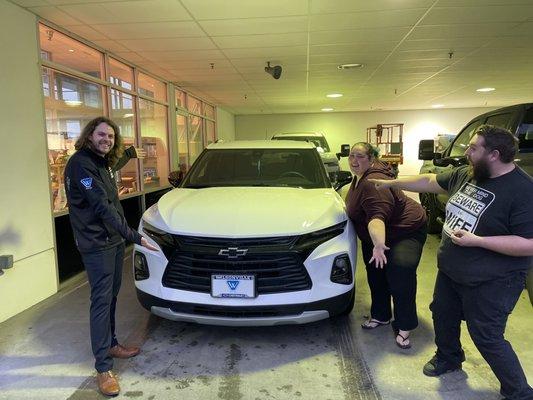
[352,142,379,159]
[75,116,124,167]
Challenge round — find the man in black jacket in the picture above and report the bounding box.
[65,116,157,396]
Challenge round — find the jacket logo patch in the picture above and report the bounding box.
[81,177,93,189]
[227,280,239,290]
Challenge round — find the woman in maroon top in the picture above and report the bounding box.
[345,142,427,349]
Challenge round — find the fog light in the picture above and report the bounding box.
[330,254,352,284]
[134,251,149,281]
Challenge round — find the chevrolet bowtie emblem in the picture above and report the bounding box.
[218,247,248,259]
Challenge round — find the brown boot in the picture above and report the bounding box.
[96,370,120,396]
[109,344,140,359]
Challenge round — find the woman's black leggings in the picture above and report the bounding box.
[361,226,427,331]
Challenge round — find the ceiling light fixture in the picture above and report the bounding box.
[432,104,444,108]
[476,87,495,92]
[337,63,363,70]
[265,61,282,79]
[326,93,343,98]
[321,107,334,112]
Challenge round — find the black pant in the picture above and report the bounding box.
[81,243,125,373]
[361,226,427,331]
[431,270,533,400]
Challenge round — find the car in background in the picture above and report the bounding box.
[133,140,357,326]
[271,132,341,182]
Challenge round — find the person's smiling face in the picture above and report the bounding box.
[89,122,115,156]
[349,145,372,177]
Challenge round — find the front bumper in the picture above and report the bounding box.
[136,288,353,326]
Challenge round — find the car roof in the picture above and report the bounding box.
[207,140,316,150]
[272,132,325,138]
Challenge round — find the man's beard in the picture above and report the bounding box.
[468,157,491,181]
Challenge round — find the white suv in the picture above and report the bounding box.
[133,140,356,326]
[271,132,341,181]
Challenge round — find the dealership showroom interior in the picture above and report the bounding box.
[1,0,533,399]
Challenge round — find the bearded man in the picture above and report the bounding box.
[369,125,533,400]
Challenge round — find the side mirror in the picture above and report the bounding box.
[336,144,350,160]
[168,171,183,187]
[334,170,353,191]
[418,139,435,160]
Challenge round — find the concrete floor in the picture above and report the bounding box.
[0,234,531,400]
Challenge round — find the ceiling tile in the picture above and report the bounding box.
[310,9,428,31]
[310,0,434,14]
[59,0,191,24]
[422,5,533,25]
[91,21,205,39]
[212,32,308,49]
[28,5,82,25]
[119,37,216,51]
[199,16,308,36]
[310,27,411,45]
[180,0,308,20]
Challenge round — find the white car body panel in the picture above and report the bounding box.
[134,140,356,326]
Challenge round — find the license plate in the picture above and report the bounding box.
[211,274,256,298]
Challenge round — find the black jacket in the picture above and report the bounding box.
[64,147,142,252]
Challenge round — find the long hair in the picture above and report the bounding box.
[75,116,124,167]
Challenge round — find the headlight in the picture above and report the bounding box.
[142,220,175,258]
[293,221,347,253]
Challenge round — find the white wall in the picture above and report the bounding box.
[235,107,495,176]
[0,1,58,322]
[216,107,236,141]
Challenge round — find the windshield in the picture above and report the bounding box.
[272,136,330,152]
[182,148,330,189]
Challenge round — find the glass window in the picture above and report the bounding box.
[449,120,482,157]
[204,103,215,119]
[187,95,202,115]
[485,113,512,130]
[177,114,189,171]
[138,72,167,102]
[517,108,533,150]
[206,120,216,146]
[108,58,134,90]
[175,89,186,108]
[109,89,139,195]
[43,68,105,212]
[139,99,169,190]
[188,115,204,165]
[39,24,103,79]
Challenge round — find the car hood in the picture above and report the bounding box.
[143,187,347,237]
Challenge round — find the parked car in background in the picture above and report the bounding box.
[418,103,533,234]
[271,132,342,182]
[134,140,357,326]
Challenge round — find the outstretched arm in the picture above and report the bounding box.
[367,219,390,269]
[368,173,446,194]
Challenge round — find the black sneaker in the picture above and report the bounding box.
[423,355,462,377]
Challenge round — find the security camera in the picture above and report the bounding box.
[265,61,282,79]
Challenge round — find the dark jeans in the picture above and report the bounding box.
[361,226,427,331]
[431,270,533,400]
[80,243,125,373]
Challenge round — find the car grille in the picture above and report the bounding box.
[162,235,312,295]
